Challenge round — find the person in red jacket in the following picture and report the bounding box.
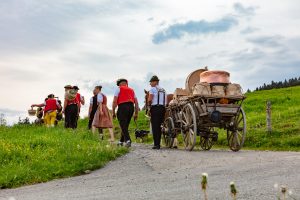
[73,86,85,128]
[31,94,61,127]
[112,78,139,147]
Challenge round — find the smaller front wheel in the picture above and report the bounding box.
[162,117,175,148]
[227,108,246,152]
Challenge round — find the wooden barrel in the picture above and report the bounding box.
[185,68,208,94]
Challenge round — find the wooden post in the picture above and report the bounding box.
[266,100,272,132]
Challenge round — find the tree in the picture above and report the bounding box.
[18,117,31,125]
[0,113,6,126]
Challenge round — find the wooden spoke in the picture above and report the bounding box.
[227,108,246,152]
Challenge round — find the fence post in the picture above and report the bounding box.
[266,100,272,132]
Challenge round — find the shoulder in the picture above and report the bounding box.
[149,87,157,94]
[114,88,120,96]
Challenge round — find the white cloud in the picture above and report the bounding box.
[0,0,300,124]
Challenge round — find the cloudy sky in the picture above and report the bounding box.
[0,0,300,124]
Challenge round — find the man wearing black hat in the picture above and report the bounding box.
[112,78,139,147]
[148,75,167,149]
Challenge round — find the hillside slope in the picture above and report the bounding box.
[126,86,300,151]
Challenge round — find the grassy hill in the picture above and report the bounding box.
[126,86,300,151]
[0,86,299,188]
[0,122,128,189]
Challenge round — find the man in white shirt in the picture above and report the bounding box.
[147,75,167,149]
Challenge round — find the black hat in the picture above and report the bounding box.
[64,85,72,89]
[48,94,55,98]
[73,86,79,90]
[117,78,128,86]
[149,75,160,82]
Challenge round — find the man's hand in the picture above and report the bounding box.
[134,113,138,121]
[112,113,116,119]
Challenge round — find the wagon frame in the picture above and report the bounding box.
[162,95,247,152]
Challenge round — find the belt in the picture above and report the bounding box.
[151,105,165,107]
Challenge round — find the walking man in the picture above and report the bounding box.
[147,75,167,149]
[112,78,139,147]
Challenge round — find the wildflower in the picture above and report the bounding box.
[288,190,293,196]
[201,173,208,190]
[230,182,238,200]
[201,173,208,200]
[274,183,279,189]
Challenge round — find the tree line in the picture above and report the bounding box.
[249,76,300,92]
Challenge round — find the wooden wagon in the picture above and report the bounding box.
[161,68,247,151]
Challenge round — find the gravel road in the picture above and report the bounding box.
[1,144,299,200]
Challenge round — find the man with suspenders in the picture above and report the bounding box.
[148,75,167,150]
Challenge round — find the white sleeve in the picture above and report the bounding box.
[149,87,156,95]
[97,93,103,103]
[114,88,120,97]
[90,97,93,105]
[55,100,60,107]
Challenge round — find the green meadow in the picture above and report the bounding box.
[0,86,299,189]
[0,122,128,189]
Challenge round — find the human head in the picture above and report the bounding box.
[117,78,128,86]
[64,85,72,92]
[73,86,79,91]
[94,85,102,94]
[48,94,55,99]
[149,75,160,87]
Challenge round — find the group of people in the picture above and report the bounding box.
[32,75,168,150]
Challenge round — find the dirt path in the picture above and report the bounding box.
[1,144,300,200]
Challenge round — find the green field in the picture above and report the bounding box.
[0,121,128,189]
[126,86,300,151]
[0,86,299,189]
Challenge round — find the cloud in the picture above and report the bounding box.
[240,27,259,34]
[152,16,238,44]
[233,3,256,16]
[247,35,284,47]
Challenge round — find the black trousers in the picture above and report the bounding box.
[117,102,134,142]
[88,111,103,134]
[65,104,78,129]
[88,110,96,130]
[150,106,166,147]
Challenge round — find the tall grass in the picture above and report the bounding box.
[0,122,128,189]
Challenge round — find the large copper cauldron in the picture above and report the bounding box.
[200,70,230,84]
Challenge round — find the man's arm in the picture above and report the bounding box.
[112,96,118,118]
[62,99,67,114]
[88,104,92,118]
[134,97,139,120]
[31,103,45,108]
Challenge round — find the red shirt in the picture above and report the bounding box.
[44,99,58,112]
[117,86,135,105]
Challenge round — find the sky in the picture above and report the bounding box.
[0,0,300,124]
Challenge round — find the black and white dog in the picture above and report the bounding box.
[135,129,150,142]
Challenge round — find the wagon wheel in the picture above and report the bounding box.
[162,117,175,148]
[180,103,197,151]
[227,108,246,152]
[200,130,215,151]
